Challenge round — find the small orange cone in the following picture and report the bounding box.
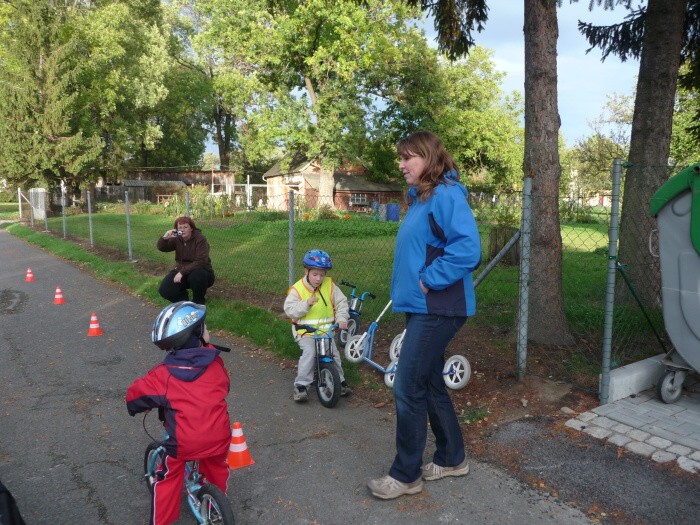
[227,421,254,469]
[87,313,103,336]
[53,286,65,305]
[25,268,35,282]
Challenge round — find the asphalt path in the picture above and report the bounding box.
[0,228,594,525]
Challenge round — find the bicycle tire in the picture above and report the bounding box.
[338,316,361,348]
[143,442,164,494]
[316,362,341,408]
[197,483,235,525]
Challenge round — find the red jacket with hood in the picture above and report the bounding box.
[126,341,230,459]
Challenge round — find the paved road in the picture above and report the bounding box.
[0,229,593,524]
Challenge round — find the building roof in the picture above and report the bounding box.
[262,152,312,180]
[263,154,403,192]
[302,173,403,192]
[123,180,186,187]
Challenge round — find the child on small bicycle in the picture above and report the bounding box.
[284,249,352,402]
[126,301,231,525]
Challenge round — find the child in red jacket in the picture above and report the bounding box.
[126,301,231,525]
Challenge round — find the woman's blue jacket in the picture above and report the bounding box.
[391,170,481,317]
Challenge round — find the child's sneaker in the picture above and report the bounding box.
[293,385,308,402]
[422,458,470,481]
[340,381,352,397]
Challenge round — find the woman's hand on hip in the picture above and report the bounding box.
[419,279,428,295]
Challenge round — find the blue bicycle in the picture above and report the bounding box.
[294,322,342,408]
[337,281,375,348]
[142,413,235,525]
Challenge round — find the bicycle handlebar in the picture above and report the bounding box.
[339,280,375,300]
[293,323,339,334]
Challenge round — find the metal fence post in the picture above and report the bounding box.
[289,190,295,287]
[516,177,533,380]
[600,158,623,404]
[125,189,133,261]
[86,190,94,248]
[186,191,191,217]
[17,188,22,220]
[61,189,67,239]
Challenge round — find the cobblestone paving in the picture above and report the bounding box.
[566,385,700,474]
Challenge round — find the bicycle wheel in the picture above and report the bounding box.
[443,355,471,390]
[344,334,364,363]
[197,484,235,525]
[316,361,341,408]
[143,443,164,494]
[338,316,361,348]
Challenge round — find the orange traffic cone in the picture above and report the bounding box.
[87,313,103,336]
[227,421,254,469]
[53,286,65,305]
[25,268,35,282]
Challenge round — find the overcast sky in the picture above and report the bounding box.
[459,1,642,145]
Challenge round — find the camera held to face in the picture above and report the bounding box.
[174,230,183,237]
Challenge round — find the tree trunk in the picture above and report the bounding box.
[214,102,233,171]
[318,161,334,208]
[617,0,686,309]
[523,0,574,346]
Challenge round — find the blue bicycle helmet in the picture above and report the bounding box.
[152,301,207,350]
[303,249,333,270]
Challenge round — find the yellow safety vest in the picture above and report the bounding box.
[291,276,335,336]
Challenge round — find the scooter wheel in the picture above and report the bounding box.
[443,355,471,390]
[344,335,364,363]
[389,330,404,361]
[384,358,399,388]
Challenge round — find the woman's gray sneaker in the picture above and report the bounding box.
[422,458,470,481]
[367,475,423,500]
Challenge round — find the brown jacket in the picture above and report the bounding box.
[156,229,214,276]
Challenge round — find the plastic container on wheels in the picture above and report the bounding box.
[649,162,700,403]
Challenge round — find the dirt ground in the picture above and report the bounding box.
[204,277,601,457]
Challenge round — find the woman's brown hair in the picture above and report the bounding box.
[397,131,458,203]
[173,216,199,231]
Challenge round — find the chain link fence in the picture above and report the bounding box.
[19,163,680,398]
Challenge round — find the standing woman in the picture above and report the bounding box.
[368,131,481,500]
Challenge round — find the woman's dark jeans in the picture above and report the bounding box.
[158,268,215,305]
[389,313,467,483]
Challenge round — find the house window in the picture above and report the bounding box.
[350,193,368,206]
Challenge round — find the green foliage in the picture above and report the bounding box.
[0,0,174,191]
[671,65,700,166]
[0,0,102,191]
[460,406,491,425]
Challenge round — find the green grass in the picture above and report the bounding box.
[460,406,491,425]
[0,202,19,220]
[34,211,615,328]
[5,221,364,384]
[9,209,620,380]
